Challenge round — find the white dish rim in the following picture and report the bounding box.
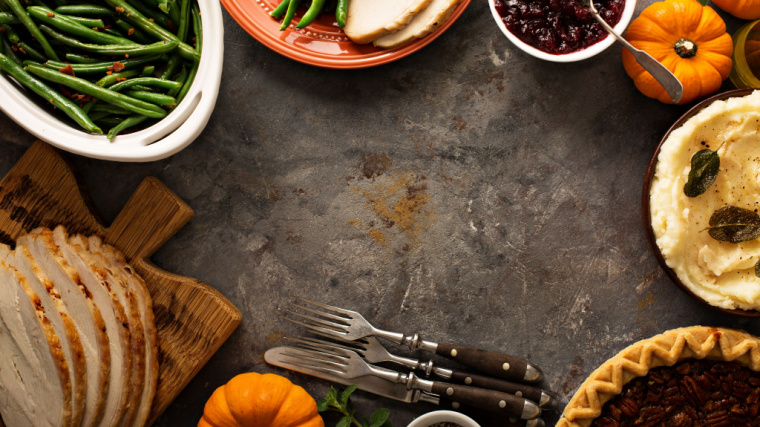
[407,410,480,427]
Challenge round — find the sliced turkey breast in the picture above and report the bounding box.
[373,0,463,48]
[87,235,158,427]
[344,0,433,44]
[0,260,72,427]
[57,228,146,427]
[0,315,37,427]
[1,244,89,427]
[19,229,130,427]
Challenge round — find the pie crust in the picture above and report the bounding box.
[558,326,760,427]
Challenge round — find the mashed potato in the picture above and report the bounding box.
[650,91,760,311]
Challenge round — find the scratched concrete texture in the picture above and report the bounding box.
[1,1,759,426]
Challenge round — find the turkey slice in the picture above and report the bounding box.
[20,228,130,427]
[0,314,38,427]
[344,0,433,44]
[57,228,146,427]
[373,0,463,48]
[0,260,72,426]
[1,244,88,427]
[86,235,158,427]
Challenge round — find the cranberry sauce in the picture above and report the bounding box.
[494,0,625,55]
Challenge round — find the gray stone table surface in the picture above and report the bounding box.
[1,1,759,426]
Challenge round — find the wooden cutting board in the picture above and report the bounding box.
[0,141,242,425]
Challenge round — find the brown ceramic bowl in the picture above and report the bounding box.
[642,88,760,318]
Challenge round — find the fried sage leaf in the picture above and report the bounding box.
[756,259,760,278]
[708,206,760,243]
[683,146,720,197]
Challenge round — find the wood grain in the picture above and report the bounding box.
[0,141,242,425]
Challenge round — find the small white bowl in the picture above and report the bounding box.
[0,0,223,162]
[407,410,480,427]
[488,0,637,62]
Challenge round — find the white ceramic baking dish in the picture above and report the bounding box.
[0,0,223,162]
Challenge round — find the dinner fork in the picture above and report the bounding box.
[288,335,559,409]
[279,345,542,420]
[284,297,544,383]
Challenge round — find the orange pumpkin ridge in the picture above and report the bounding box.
[713,0,760,20]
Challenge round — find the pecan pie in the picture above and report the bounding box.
[558,327,760,427]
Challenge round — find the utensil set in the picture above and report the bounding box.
[265,298,557,426]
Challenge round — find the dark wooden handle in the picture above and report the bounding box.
[431,381,528,417]
[450,371,543,404]
[436,342,529,382]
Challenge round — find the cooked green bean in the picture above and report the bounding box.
[82,99,95,113]
[124,90,175,106]
[44,54,162,75]
[175,58,196,104]
[113,19,152,44]
[160,53,180,79]
[108,76,181,91]
[54,4,114,16]
[40,26,179,56]
[1,35,20,64]
[4,0,59,60]
[130,84,154,91]
[104,0,199,61]
[280,0,301,30]
[28,7,135,45]
[0,11,18,24]
[159,0,180,30]
[141,64,154,76]
[167,64,185,97]
[296,0,325,28]
[119,0,172,30]
[270,0,289,18]
[17,42,47,62]
[25,63,168,118]
[0,54,101,133]
[87,109,112,121]
[65,53,101,63]
[107,114,147,139]
[0,24,19,43]
[192,3,202,50]
[95,68,141,87]
[53,0,65,9]
[177,0,190,42]
[91,103,131,115]
[335,0,348,28]
[67,16,104,29]
[95,116,126,127]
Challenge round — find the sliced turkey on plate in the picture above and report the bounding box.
[58,228,146,427]
[0,314,39,427]
[0,260,72,427]
[373,0,464,48]
[344,0,434,44]
[86,235,158,427]
[1,245,88,427]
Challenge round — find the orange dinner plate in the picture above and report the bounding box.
[221,0,472,69]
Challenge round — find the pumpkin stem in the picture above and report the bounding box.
[674,38,698,58]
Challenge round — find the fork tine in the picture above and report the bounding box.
[280,351,349,376]
[312,330,370,348]
[296,297,355,316]
[281,347,349,367]
[283,317,349,339]
[288,336,365,354]
[285,309,350,331]
[290,302,351,323]
[288,339,358,359]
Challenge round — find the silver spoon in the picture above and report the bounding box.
[584,0,684,103]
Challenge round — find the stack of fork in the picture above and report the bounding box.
[264,298,558,427]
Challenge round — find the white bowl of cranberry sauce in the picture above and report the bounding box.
[489,0,637,62]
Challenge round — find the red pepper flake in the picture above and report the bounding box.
[128,28,135,36]
[58,64,75,77]
[47,12,54,17]
[149,18,154,22]
[112,61,125,72]
[92,27,98,30]
[116,77,127,82]
[59,85,72,97]
[11,45,18,52]
[126,13,129,17]
[17,47,26,55]
[107,66,114,72]
[115,6,125,12]
[124,53,129,58]
[0,27,6,33]
[106,71,112,75]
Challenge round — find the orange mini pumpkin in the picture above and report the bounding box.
[712,0,760,20]
[198,373,324,427]
[622,0,733,105]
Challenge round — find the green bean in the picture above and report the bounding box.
[177,0,190,42]
[25,63,168,118]
[1,34,20,64]
[106,114,147,139]
[91,102,130,115]
[295,0,325,28]
[141,64,154,76]
[280,0,300,30]
[120,0,172,30]
[0,54,101,133]
[54,4,114,16]
[87,109,112,121]
[0,11,18,24]
[104,0,199,61]
[95,68,141,87]
[130,84,154,91]
[191,3,201,50]
[44,54,161,75]
[3,0,59,60]
[160,52,180,78]
[113,19,152,44]
[28,7,135,45]
[95,116,126,127]
[123,89,175,106]
[40,26,179,56]
[175,59,196,104]
[65,53,100,63]
[108,76,181,91]
[1,24,19,43]
[17,42,47,62]
[82,99,95,112]
[269,0,289,18]
[67,16,104,29]
[167,64,185,97]
[159,0,180,30]
[335,0,348,28]
[53,0,65,8]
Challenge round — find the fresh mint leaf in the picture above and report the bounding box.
[369,408,390,427]
[336,417,352,427]
[684,146,720,197]
[340,384,359,407]
[316,398,330,412]
[708,206,760,243]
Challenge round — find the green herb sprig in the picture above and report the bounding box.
[707,206,760,243]
[683,143,722,198]
[317,385,392,427]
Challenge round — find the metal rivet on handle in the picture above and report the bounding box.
[499,400,506,408]
[502,362,510,371]
[446,387,454,396]
[452,402,460,409]
[515,391,523,398]
[451,349,458,357]
[464,377,472,385]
